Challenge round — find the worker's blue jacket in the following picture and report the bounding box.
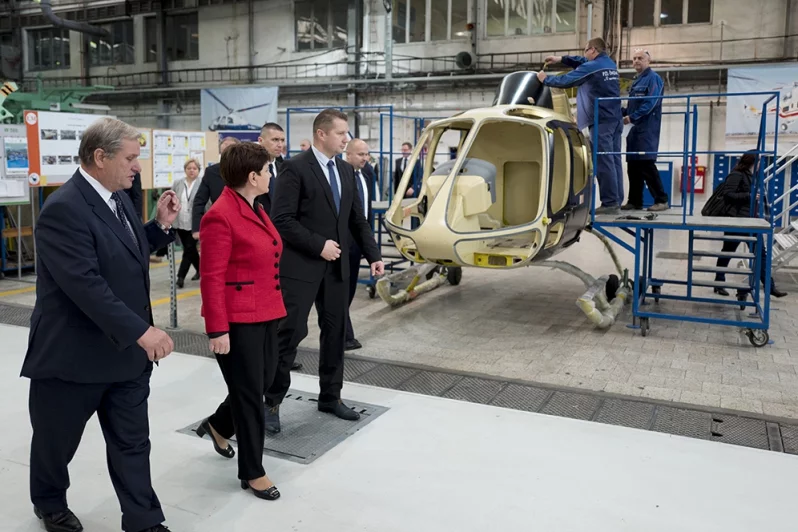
[543,52,622,131]
[623,67,664,161]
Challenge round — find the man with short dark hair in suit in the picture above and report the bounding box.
[256,122,286,214]
[125,172,143,220]
[343,138,376,351]
[394,141,422,198]
[265,109,384,433]
[21,117,180,532]
[191,135,240,238]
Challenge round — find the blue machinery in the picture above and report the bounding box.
[589,91,781,347]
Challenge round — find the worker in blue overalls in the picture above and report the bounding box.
[538,38,624,214]
[622,48,669,212]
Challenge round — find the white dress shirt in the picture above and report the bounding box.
[311,145,342,198]
[79,166,132,226]
[355,169,368,217]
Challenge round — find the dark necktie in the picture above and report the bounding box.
[355,170,365,214]
[111,192,140,251]
[327,160,340,214]
[269,162,276,195]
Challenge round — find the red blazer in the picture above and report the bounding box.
[199,186,287,334]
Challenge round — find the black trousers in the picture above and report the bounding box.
[208,321,278,480]
[28,369,164,532]
[714,232,771,290]
[627,159,668,208]
[265,265,347,406]
[345,239,363,343]
[175,229,200,280]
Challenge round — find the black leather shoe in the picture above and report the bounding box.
[191,273,200,281]
[264,405,281,434]
[176,277,184,289]
[136,526,170,532]
[291,362,303,371]
[195,419,234,459]
[240,479,280,500]
[714,287,730,296]
[345,339,362,351]
[318,400,360,421]
[33,507,83,532]
[771,286,788,298]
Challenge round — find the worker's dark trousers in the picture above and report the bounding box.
[589,120,625,208]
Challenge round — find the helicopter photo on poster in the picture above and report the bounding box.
[200,86,279,133]
[726,64,798,154]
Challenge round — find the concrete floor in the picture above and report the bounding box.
[2,323,797,532]
[3,222,798,421]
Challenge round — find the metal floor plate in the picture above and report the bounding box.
[177,392,387,465]
[3,302,798,457]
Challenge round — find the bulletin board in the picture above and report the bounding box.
[0,124,32,206]
[23,110,113,187]
[148,129,208,189]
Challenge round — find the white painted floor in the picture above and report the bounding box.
[1,323,796,532]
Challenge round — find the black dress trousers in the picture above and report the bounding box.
[28,368,164,532]
[208,320,278,480]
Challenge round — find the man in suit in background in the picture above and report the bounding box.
[343,138,376,351]
[256,122,286,214]
[191,135,240,239]
[21,117,180,532]
[125,172,143,220]
[394,141,422,198]
[265,109,384,433]
[299,138,311,152]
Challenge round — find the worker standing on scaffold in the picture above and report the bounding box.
[621,48,669,212]
[538,38,624,215]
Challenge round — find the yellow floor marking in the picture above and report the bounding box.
[0,285,36,297]
[151,288,201,307]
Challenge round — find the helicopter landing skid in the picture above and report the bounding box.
[375,263,448,307]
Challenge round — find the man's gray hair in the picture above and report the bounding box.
[78,117,142,167]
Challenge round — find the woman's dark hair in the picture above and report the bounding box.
[732,151,758,173]
[220,142,270,188]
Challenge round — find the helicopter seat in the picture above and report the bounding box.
[448,159,499,232]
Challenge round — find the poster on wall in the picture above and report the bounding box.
[0,124,31,205]
[200,86,279,135]
[152,129,202,188]
[24,110,113,186]
[138,130,152,159]
[726,65,798,155]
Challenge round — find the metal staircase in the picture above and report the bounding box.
[764,143,798,270]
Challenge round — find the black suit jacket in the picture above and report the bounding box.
[124,172,143,220]
[21,170,175,384]
[257,156,283,215]
[394,157,422,197]
[357,163,376,221]
[270,149,381,282]
[192,163,225,233]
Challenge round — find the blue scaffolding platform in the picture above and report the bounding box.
[589,90,782,347]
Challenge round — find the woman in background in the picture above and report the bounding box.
[171,158,202,288]
[195,142,285,501]
[713,151,787,298]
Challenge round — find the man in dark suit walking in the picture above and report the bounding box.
[191,135,240,239]
[255,122,286,214]
[21,117,180,532]
[265,109,384,433]
[394,141,422,198]
[343,138,376,351]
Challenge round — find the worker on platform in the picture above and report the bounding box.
[622,49,669,212]
[713,151,787,298]
[538,38,624,214]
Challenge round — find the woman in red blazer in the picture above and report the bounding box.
[195,142,286,501]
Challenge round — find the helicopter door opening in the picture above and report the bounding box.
[449,120,546,232]
[549,127,571,214]
[569,129,589,194]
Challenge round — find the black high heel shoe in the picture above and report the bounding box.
[240,479,280,500]
[195,419,235,459]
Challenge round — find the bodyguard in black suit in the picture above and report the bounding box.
[125,171,143,219]
[191,136,240,235]
[264,109,384,432]
[21,118,181,532]
[255,122,286,214]
[343,139,376,350]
